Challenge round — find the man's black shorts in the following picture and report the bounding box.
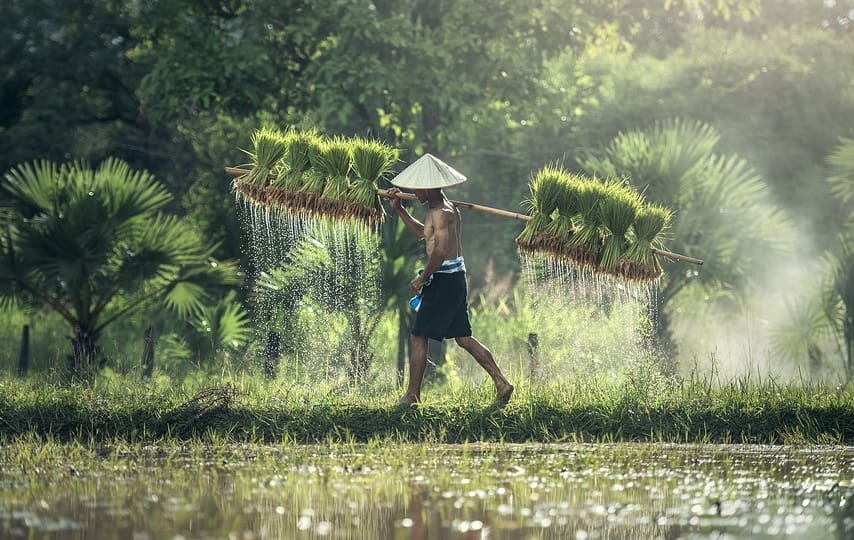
[412,272,472,341]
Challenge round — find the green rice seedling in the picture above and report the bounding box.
[515,165,565,253]
[348,137,399,223]
[266,129,322,213]
[566,180,606,267]
[241,127,287,187]
[233,128,287,207]
[278,129,320,191]
[296,140,332,215]
[541,172,584,257]
[597,179,643,273]
[623,203,673,281]
[317,136,353,219]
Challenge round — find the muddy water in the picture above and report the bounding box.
[1,443,852,539]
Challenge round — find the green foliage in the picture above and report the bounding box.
[828,138,854,223]
[573,27,854,242]
[254,230,382,383]
[0,158,240,379]
[823,236,854,376]
[3,0,853,380]
[516,165,565,248]
[141,290,252,374]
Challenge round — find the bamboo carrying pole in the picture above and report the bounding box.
[226,167,704,266]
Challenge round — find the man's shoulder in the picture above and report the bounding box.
[428,204,455,218]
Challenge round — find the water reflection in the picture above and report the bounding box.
[1,444,852,539]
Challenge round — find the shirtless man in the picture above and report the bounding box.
[386,185,514,406]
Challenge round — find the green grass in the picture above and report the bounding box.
[1,373,852,445]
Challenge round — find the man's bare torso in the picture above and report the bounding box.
[424,201,462,260]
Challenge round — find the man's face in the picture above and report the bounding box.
[414,189,428,203]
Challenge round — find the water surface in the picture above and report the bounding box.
[1,443,852,539]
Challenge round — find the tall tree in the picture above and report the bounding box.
[0,158,240,380]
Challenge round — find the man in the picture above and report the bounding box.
[386,154,514,406]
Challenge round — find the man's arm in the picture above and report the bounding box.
[386,188,425,240]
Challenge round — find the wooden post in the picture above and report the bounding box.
[527,332,540,380]
[264,331,281,379]
[424,339,446,383]
[17,325,29,376]
[142,326,155,379]
[397,315,408,387]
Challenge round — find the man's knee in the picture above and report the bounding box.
[411,334,428,349]
[454,336,473,349]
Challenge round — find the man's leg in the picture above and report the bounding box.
[399,334,429,404]
[454,336,514,405]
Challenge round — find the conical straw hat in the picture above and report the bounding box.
[390,153,467,189]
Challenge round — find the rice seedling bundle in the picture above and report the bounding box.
[565,180,607,267]
[287,140,331,216]
[597,180,642,274]
[541,172,584,257]
[316,136,353,220]
[261,129,321,215]
[515,165,565,253]
[348,137,399,224]
[622,203,672,281]
[243,127,287,187]
[277,130,319,191]
[234,127,288,206]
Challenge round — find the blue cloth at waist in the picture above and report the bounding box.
[433,256,466,274]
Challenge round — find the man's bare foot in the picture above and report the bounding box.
[398,394,420,405]
[494,383,514,407]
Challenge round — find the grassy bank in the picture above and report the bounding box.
[1,372,853,445]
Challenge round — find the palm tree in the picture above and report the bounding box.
[824,139,854,376]
[826,237,854,376]
[770,139,854,379]
[580,119,792,355]
[0,159,240,380]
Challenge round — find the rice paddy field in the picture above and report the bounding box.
[1,439,852,539]
[2,376,854,539]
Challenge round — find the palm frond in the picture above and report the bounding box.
[163,281,209,319]
[2,160,64,215]
[90,157,172,225]
[827,137,854,214]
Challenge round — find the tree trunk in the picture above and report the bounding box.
[346,314,371,385]
[142,326,155,379]
[264,331,281,379]
[17,324,30,376]
[646,296,677,375]
[70,325,98,382]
